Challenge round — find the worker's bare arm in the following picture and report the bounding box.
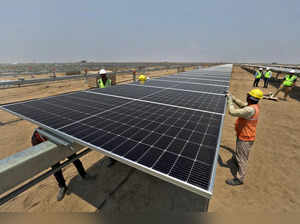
[231,95,248,108]
[227,99,255,119]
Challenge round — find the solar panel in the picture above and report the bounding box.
[127,82,226,95]
[131,80,228,94]
[88,86,226,113]
[1,64,232,198]
[3,92,130,129]
[158,76,230,86]
[168,74,231,81]
[180,72,231,77]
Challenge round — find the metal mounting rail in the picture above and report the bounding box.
[0,66,196,88]
[0,129,91,205]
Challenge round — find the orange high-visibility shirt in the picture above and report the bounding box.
[235,104,260,141]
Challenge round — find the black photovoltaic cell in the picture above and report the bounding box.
[132,80,179,88]
[143,89,226,113]
[181,71,231,76]
[171,83,227,94]
[171,74,231,81]
[158,77,229,86]
[91,84,161,98]
[1,65,232,197]
[3,92,130,129]
[90,84,226,112]
[59,100,222,190]
[130,81,228,94]
[149,80,228,94]
[180,71,231,76]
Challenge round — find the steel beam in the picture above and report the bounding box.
[0,141,84,195]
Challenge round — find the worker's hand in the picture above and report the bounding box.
[226,93,233,104]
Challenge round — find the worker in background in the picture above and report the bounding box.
[253,68,263,87]
[271,70,297,100]
[97,69,111,88]
[226,89,263,186]
[31,130,95,201]
[263,68,272,88]
[97,69,116,167]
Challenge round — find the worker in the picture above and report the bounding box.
[97,69,111,88]
[253,68,263,87]
[138,74,147,83]
[31,130,95,201]
[263,68,272,88]
[97,69,116,167]
[225,89,263,186]
[271,70,297,100]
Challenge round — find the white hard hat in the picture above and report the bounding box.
[266,67,270,70]
[290,69,296,73]
[99,69,107,75]
[259,68,263,70]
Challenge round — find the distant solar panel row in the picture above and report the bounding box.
[1,64,232,198]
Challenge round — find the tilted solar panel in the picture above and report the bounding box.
[157,77,230,86]
[1,64,232,198]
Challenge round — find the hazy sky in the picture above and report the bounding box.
[0,0,299,63]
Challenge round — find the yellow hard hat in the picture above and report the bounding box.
[248,88,263,100]
[138,75,146,81]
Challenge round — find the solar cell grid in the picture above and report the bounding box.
[181,71,231,76]
[57,101,221,175]
[3,92,132,129]
[128,82,227,95]
[159,77,230,86]
[170,74,231,81]
[173,83,227,94]
[91,84,161,98]
[135,80,180,88]
[142,89,226,114]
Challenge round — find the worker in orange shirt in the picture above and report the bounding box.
[225,89,263,186]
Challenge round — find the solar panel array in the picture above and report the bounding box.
[1,64,232,198]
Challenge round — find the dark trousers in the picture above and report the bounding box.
[52,154,86,188]
[263,78,270,88]
[253,78,260,87]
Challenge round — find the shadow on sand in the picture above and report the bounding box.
[218,145,238,178]
[67,157,209,213]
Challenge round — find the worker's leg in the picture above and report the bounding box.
[68,154,96,180]
[283,87,292,100]
[73,159,87,178]
[52,163,67,188]
[253,78,259,87]
[272,85,284,97]
[266,78,270,88]
[256,78,260,87]
[67,153,87,177]
[253,79,257,87]
[235,139,254,183]
[52,163,68,201]
[263,78,267,88]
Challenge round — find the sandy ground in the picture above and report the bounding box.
[0,66,299,212]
